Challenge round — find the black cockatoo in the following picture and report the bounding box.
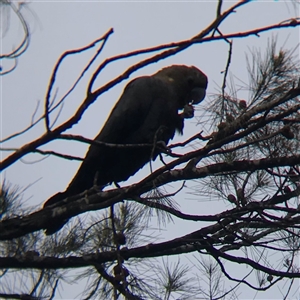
[44,65,208,234]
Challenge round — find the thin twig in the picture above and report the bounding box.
[44,28,114,131]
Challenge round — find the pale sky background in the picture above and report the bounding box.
[1,1,300,299]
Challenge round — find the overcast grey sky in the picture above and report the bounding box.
[1,1,300,299]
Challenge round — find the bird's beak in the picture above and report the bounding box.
[187,87,206,105]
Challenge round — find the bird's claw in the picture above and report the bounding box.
[181,104,194,119]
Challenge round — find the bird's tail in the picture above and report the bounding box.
[44,191,67,207]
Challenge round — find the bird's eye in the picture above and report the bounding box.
[187,77,194,85]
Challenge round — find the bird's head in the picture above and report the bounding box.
[156,65,208,109]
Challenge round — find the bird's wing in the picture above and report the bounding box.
[96,76,174,144]
[65,76,178,191]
